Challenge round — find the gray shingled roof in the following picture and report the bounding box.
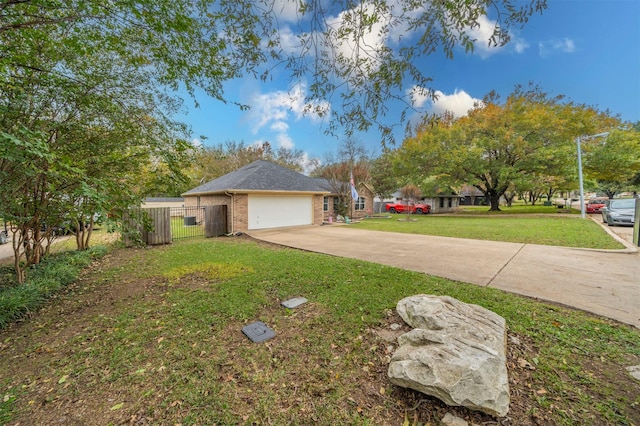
[312,177,334,192]
[183,160,329,195]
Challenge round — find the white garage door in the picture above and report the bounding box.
[248,195,313,230]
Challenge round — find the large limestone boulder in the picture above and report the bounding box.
[388,295,509,417]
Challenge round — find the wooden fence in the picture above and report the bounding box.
[124,205,227,246]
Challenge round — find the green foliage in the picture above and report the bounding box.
[397,85,621,211]
[0,246,108,329]
[0,0,551,275]
[583,128,640,197]
[369,153,400,210]
[0,388,19,424]
[0,0,550,147]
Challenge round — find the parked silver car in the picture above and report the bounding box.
[601,198,636,226]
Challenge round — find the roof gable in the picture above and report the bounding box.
[183,160,328,195]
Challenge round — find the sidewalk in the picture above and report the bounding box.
[249,225,640,329]
[0,238,14,262]
[0,235,73,263]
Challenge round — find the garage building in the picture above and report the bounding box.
[182,160,329,232]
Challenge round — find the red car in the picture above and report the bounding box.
[385,202,431,214]
[586,198,607,214]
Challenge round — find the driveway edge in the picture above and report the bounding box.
[589,216,638,253]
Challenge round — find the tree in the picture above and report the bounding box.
[280,0,548,144]
[0,0,268,107]
[0,0,548,281]
[582,128,640,198]
[0,0,272,280]
[312,139,371,218]
[1,0,549,145]
[397,85,617,211]
[0,29,192,281]
[400,184,422,220]
[370,152,400,213]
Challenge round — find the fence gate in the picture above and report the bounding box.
[204,205,227,237]
[170,206,206,240]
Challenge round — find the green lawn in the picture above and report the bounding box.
[1,238,638,425]
[356,213,624,249]
[0,209,637,424]
[455,204,569,214]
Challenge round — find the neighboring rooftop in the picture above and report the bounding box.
[144,197,184,202]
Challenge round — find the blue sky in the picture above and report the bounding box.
[178,0,640,163]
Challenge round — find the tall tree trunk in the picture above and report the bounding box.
[75,218,93,250]
[489,196,501,211]
[504,193,515,207]
[545,188,555,201]
[11,228,26,284]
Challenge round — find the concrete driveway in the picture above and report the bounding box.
[249,223,640,329]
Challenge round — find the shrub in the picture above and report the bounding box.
[0,246,109,329]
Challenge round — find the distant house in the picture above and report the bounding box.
[428,193,463,213]
[182,160,373,233]
[458,188,487,206]
[141,197,184,208]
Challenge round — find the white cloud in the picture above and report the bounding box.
[387,3,425,45]
[244,82,330,159]
[270,0,302,23]
[466,15,528,58]
[408,86,432,109]
[512,38,530,54]
[270,121,289,132]
[248,82,329,134]
[539,38,576,57]
[272,25,301,55]
[190,138,203,148]
[275,133,295,150]
[324,6,528,64]
[431,90,481,117]
[467,15,502,58]
[556,38,575,52]
[264,3,395,83]
[409,87,481,118]
[272,4,528,85]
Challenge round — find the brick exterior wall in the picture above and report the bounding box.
[313,194,325,226]
[233,194,249,232]
[322,186,375,222]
